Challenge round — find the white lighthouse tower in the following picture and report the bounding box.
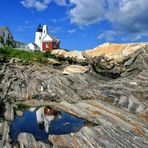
[42,25,48,37]
[35,24,42,49]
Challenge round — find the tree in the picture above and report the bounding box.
[0,36,4,45]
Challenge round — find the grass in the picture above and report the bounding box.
[0,47,55,63]
[15,103,31,112]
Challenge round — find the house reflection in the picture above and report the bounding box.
[36,107,61,133]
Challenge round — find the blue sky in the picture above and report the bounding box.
[0,0,148,50]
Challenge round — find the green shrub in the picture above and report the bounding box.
[43,51,55,58]
[0,47,54,63]
[0,36,4,45]
[16,103,30,111]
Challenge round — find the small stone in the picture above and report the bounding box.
[9,58,21,64]
[16,111,23,117]
[130,82,138,86]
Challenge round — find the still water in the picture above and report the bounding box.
[10,107,86,142]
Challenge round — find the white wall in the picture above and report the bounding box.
[35,32,42,49]
[28,43,35,51]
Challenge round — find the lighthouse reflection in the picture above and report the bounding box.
[10,106,85,142]
[36,107,62,133]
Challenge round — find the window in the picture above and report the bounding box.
[3,32,5,37]
[53,42,56,48]
[46,42,49,48]
[39,37,41,40]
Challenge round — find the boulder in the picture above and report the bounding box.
[9,58,22,64]
[52,49,86,63]
[63,65,89,75]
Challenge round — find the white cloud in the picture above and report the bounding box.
[68,0,105,25]
[97,30,117,41]
[68,0,148,40]
[48,26,61,33]
[106,0,148,40]
[21,0,52,11]
[21,0,66,11]
[68,29,76,34]
[54,0,67,6]
[21,0,148,40]
[17,26,34,32]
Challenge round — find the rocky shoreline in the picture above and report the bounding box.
[0,43,148,147]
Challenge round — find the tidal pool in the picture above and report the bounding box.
[10,107,86,142]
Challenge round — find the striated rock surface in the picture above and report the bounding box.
[17,133,52,148]
[0,122,10,148]
[0,42,148,147]
[49,100,148,148]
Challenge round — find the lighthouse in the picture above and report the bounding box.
[35,24,42,49]
[34,24,60,52]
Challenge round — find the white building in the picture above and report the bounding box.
[36,107,61,133]
[27,43,40,51]
[15,41,27,50]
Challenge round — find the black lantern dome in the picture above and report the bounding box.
[36,24,42,32]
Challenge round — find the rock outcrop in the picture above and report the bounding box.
[0,42,148,147]
[52,43,148,78]
[48,100,148,147]
[87,43,148,77]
